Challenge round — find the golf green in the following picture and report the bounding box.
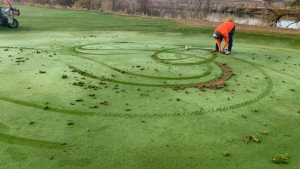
[0,5,299,169]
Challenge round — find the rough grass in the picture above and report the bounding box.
[0,5,299,169]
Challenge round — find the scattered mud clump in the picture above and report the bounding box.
[29,120,35,125]
[240,114,247,118]
[253,108,258,113]
[62,74,68,79]
[39,70,46,74]
[272,153,290,164]
[90,106,98,108]
[87,85,98,90]
[75,99,84,102]
[244,135,260,143]
[73,81,85,86]
[125,108,131,111]
[260,131,268,135]
[222,152,230,156]
[67,120,74,125]
[100,101,108,105]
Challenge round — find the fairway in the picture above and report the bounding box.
[0,6,300,169]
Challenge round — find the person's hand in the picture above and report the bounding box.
[219,49,223,53]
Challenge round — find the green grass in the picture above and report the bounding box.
[0,5,299,169]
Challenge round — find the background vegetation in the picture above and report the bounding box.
[10,0,299,27]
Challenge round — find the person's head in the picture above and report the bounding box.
[227,16,234,22]
[213,31,220,39]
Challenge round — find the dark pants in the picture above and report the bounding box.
[215,27,235,52]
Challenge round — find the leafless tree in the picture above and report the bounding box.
[187,0,203,19]
[138,0,150,14]
[112,0,116,11]
[203,0,210,19]
[288,0,300,8]
[263,0,275,9]
[262,0,299,27]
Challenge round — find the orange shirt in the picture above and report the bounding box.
[215,22,235,51]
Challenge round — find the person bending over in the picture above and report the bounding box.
[213,18,235,55]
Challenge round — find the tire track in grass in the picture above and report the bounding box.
[206,56,273,113]
[0,60,273,118]
[70,44,300,81]
[151,49,217,65]
[252,62,299,81]
[69,55,215,80]
[70,47,216,80]
[0,122,66,149]
[0,45,273,118]
[68,64,223,88]
[0,96,94,116]
[208,65,273,113]
[68,42,223,87]
[0,96,204,118]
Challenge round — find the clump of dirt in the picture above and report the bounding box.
[241,114,247,118]
[62,74,68,79]
[67,120,74,125]
[222,152,230,156]
[272,153,290,164]
[100,101,108,105]
[260,131,268,135]
[244,135,260,143]
[90,106,98,108]
[87,85,99,90]
[73,81,85,86]
[169,63,232,90]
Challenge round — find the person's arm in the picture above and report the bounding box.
[222,34,229,51]
[216,38,221,51]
